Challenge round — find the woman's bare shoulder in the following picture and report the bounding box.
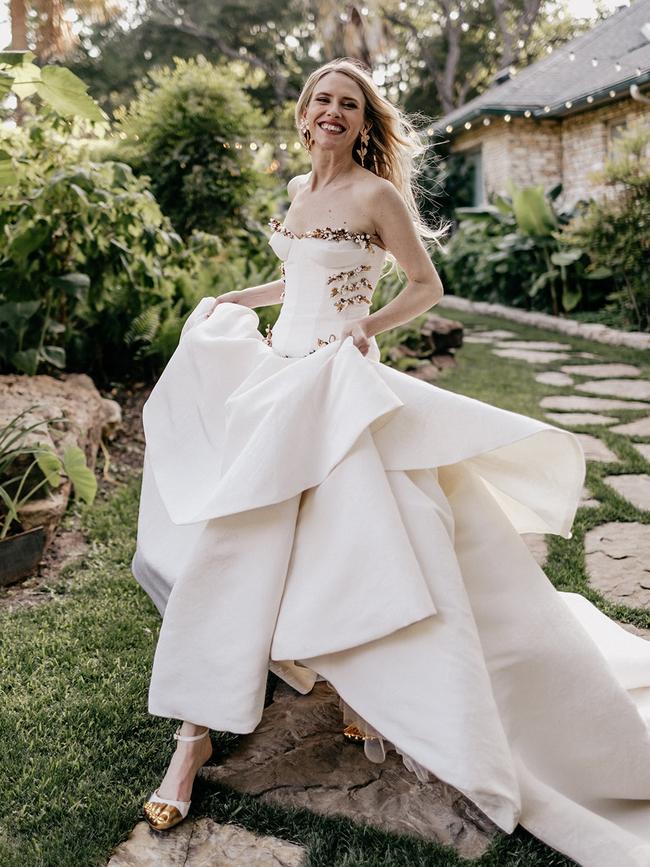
[287,172,312,202]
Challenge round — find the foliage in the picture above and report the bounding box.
[113,56,272,238]
[0,114,254,381]
[436,183,610,316]
[560,121,650,332]
[0,405,96,539]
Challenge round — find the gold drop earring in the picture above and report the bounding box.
[356,125,370,168]
[299,117,313,152]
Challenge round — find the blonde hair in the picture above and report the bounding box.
[294,57,449,253]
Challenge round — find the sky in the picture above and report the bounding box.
[0,0,629,57]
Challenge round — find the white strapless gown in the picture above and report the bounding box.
[132,217,650,867]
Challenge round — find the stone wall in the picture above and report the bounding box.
[450,97,649,207]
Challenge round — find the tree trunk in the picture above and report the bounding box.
[10,0,27,50]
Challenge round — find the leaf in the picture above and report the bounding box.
[36,66,105,122]
[585,265,613,280]
[0,50,36,67]
[10,221,50,260]
[551,249,583,266]
[53,272,90,300]
[12,348,39,375]
[562,283,582,312]
[508,182,557,236]
[40,345,66,368]
[36,446,62,487]
[62,446,96,504]
[0,150,17,186]
[0,301,41,328]
[10,62,41,98]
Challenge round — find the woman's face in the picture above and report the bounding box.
[303,71,368,153]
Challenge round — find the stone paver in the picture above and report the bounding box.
[107,818,307,867]
[495,340,573,351]
[522,533,548,566]
[603,474,650,511]
[574,433,619,463]
[576,379,650,401]
[610,417,650,437]
[633,443,650,462]
[545,412,619,427]
[535,371,574,386]
[540,396,649,411]
[584,522,650,607]
[469,329,517,340]
[492,349,571,364]
[580,485,600,508]
[561,363,641,379]
[203,681,499,860]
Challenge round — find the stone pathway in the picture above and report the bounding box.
[202,681,499,861]
[584,523,650,607]
[576,379,650,400]
[603,475,650,511]
[107,818,307,866]
[560,363,641,379]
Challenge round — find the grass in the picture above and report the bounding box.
[1,309,649,866]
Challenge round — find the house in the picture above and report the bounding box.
[434,0,650,207]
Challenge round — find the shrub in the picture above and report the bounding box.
[560,120,650,331]
[113,57,272,238]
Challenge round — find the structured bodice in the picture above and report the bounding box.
[265,217,387,359]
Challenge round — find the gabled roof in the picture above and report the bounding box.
[435,0,650,133]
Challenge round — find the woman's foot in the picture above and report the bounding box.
[143,722,213,831]
[157,722,213,803]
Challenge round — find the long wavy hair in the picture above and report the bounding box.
[294,57,449,252]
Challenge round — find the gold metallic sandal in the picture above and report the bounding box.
[143,725,210,831]
[343,723,379,743]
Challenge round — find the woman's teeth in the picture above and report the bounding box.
[320,123,345,134]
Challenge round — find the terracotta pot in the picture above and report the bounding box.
[0,526,46,587]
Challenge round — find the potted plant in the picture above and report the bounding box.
[0,404,97,587]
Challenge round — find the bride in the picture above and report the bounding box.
[132,57,650,866]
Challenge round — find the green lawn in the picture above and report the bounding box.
[1,311,649,867]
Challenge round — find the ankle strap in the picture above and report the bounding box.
[173,725,210,742]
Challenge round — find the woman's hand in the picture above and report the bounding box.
[339,319,372,356]
[206,290,244,318]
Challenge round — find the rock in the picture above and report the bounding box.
[584,522,650,606]
[603,474,650,511]
[545,412,619,427]
[0,373,122,548]
[535,371,574,386]
[632,443,650,462]
[617,622,650,639]
[574,434,619,464]
[581,486,600,508]
[107,818,306,867]
[576,379,650,401]
[415,314,463,354]
[495,340,572,351]
[492,349,571,364]
[610,417,650,437]
[540,396,649,411]
[203,681,499,860]
[522,533,548,566]
[560,364,641,379]
[469,329,517,340]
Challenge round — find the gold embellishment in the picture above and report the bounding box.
[279,262,285,301]
[263,324,273,346]
[268,217,377,251]
[316,333,337,347]
[327,266,374,312]
[334,294,372,312]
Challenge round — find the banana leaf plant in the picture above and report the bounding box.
[0,404,96,540]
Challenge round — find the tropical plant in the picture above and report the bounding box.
[0,405,96,540]
[560,120,650,331]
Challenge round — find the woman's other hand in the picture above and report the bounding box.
[206,291,244,318]
[339,319,372,356]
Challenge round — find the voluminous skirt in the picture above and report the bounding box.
[132,300,650,867]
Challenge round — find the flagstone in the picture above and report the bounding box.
[203,681,499,860]
[580,486,600,508]
[561,364,641,379]
[493,349,571,363]
[541,396,649,412]
[495,340,572,351]
[469,329,518,340]
[576,379,650,401]
[610,417,650,437]
[107,818,307,867]
[632,443,650,462]
[603,474,650,511]
[545,412,619,427]
[574,434,619,463]
[535,371,574,386]
[522,533,548,566]
[584,522,650,607]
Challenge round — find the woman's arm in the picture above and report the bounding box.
[360,180,444,340]
[208,278,284,315]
